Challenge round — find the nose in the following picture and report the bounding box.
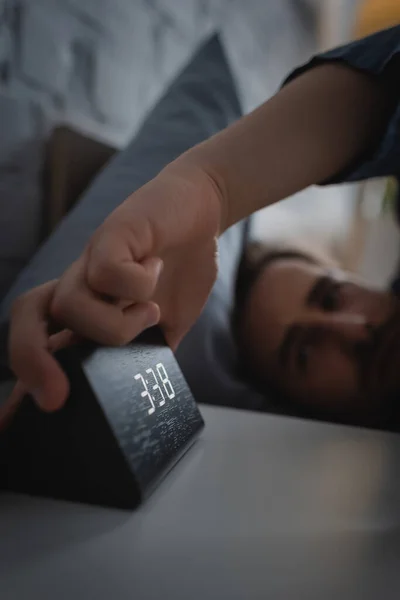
[304,313,371,344]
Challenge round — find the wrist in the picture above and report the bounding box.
[164,153,230,235]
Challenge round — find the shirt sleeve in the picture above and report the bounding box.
[283,25,400,185]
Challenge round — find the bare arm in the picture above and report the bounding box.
[180,63,394,230]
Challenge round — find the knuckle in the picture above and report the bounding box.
[139,278,153,301]
[87,260,113,293]
[49,292,69,324]
[11,286,40,316]
[107,329,131,347]
[10,340,32,376]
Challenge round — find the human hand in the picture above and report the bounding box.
[7,162,224,410]
[1,295,79,429]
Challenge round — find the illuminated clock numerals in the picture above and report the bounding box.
[156,362,175,399]
[135,373,156,415]
[135,363,175,415]
[146,367,165,407]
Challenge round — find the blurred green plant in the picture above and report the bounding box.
[382,177,399,217]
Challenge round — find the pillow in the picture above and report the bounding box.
[0,34,268,412]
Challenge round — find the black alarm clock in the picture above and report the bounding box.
[0,328,204,509]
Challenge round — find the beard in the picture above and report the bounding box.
[376,391,400,432]
[357,304,400,431]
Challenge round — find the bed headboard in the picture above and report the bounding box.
[43,126,117,238]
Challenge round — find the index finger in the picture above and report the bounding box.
[9,281,70,411]
[0,329,80,430]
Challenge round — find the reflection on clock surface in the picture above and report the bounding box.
[134,362,176,416]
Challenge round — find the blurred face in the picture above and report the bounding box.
[241,257,400,426]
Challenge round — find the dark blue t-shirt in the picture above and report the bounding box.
[286,24,400,291]
[285,24,400,185]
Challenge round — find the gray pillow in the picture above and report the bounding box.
[0,34,267,412]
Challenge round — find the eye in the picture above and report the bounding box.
[320,282,341,312]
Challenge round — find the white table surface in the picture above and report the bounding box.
[1,404,400,600]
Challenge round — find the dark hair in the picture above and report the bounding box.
[231,241,321,411]
[232,241,319,342]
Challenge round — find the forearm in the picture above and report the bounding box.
[180,63,393,230]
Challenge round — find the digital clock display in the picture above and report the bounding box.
[83,330,204,494]
[134,362,175,416]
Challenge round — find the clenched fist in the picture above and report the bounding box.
[7,161,224,413]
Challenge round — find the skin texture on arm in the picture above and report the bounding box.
[182,63,394,229]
